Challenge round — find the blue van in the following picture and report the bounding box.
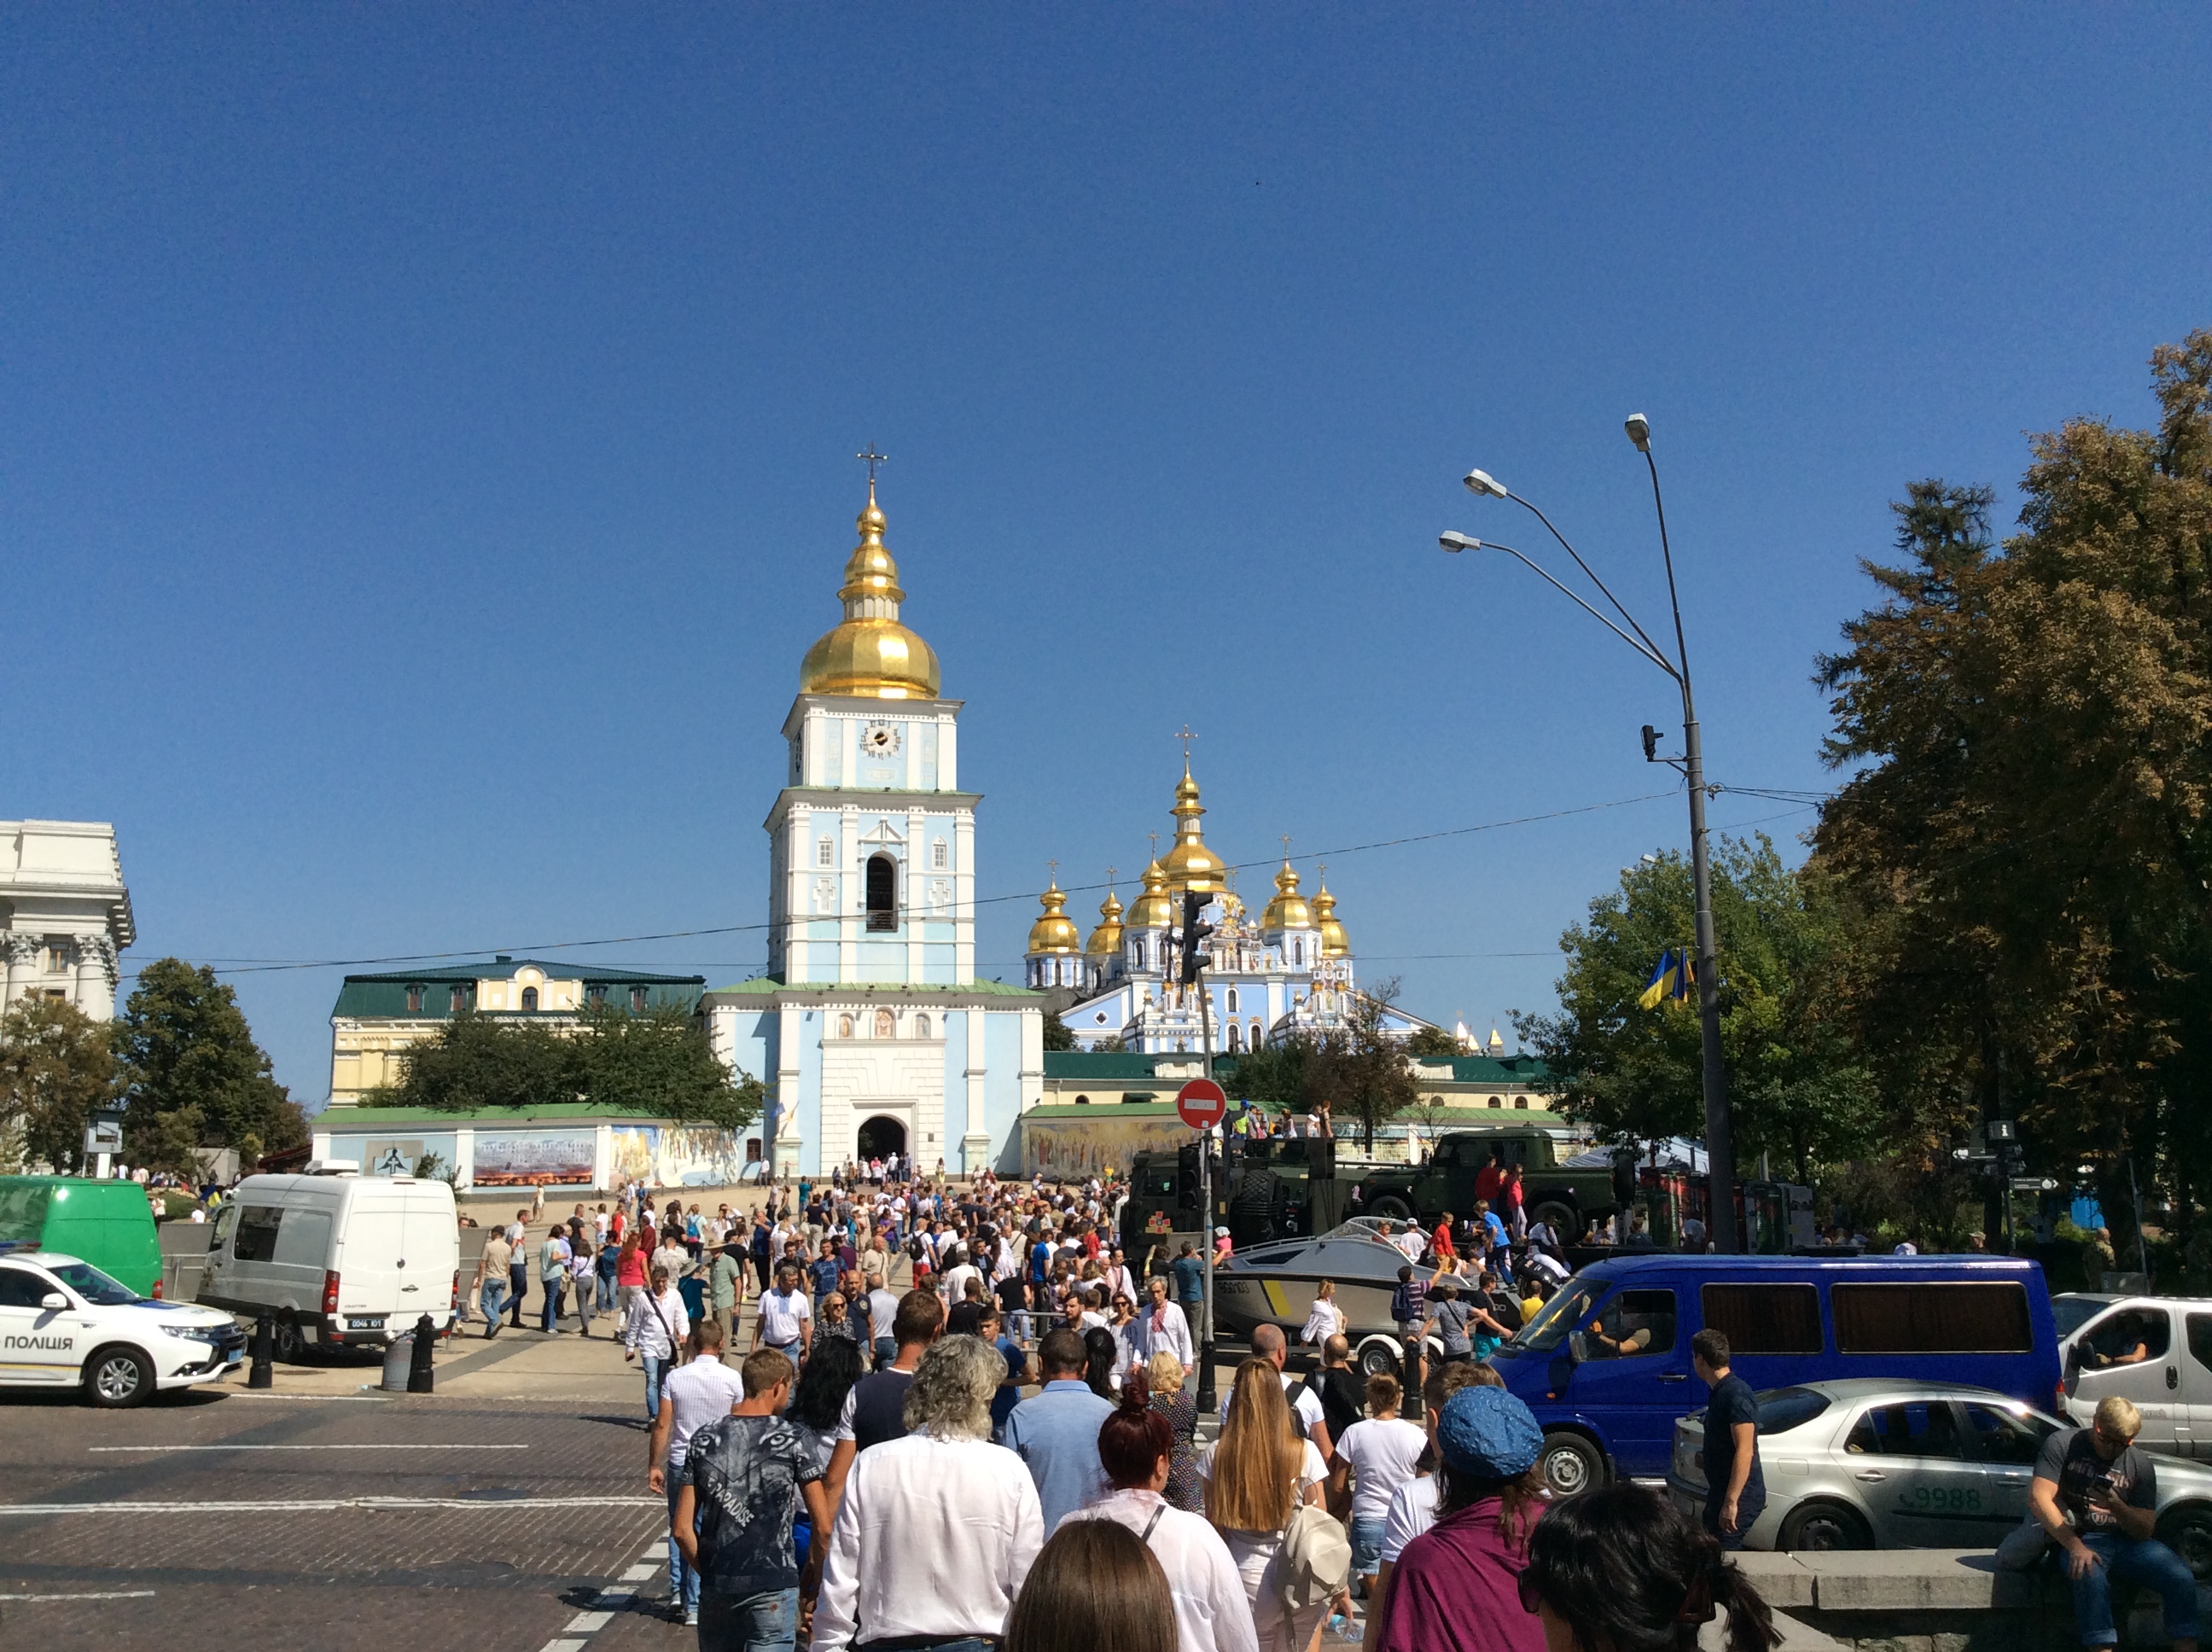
[1491,1254,2062,1492]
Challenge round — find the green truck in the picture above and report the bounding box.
[0,1176,165,1297]
[1351,1128,1622,1240]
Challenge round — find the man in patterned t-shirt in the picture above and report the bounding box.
[675,1347,831,1652]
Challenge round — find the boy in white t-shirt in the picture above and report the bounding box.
[1330,1372,1429,1590]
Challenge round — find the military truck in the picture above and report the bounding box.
[1353,1127,1621,1240]
[1119,1137,1353,1261]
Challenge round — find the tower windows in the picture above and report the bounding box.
[932,837,948,870]
[1134,939,1148,970]
[1225,987,1239,1014]
[521,986,538,1011]
[1226,1023,1242,1053]
[865,854,898,931]
[817,837,835,867]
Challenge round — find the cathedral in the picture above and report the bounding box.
[699,480,1044,1179]
[1027,764,1432,1055]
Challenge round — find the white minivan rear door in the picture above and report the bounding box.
[397,1188,460,1329]
[335,1191,407,1320]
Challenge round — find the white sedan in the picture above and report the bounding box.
[0,1247,245,1406]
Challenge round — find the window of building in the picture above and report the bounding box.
[1250,1020,1263,1049]
[44,945,68,974]
[932,838,948,870]
[632,986,649,1012]
[43,989,65,1002]
[1700,1283,1824,1354]
[1832,1283,2033,1354]
[865,855,898,931]
[406,986,424,1013]
[1134,939,1148,969]
[586,984,607,1006]
[1226,1024,1242,1053]
[1225,987,1239,1013]
[451,985,472,1015]
[818,837,835,867]
[1487,1095,1503,1108]
[521,986,538,1012]
[875,1008,895,1038]
[914,1014,930,1038]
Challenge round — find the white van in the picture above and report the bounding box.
[198,1169,459,1358]
[2064,1294,2212,1455]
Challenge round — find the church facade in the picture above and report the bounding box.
[699,483,1044,1178]
[1027,766,1431,1056]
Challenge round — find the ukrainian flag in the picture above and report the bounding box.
[1638,949,1695,1010]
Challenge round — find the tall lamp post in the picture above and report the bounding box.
[1440,413,1737,1253]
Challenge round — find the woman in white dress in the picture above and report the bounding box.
[1301,1281,1346,1349]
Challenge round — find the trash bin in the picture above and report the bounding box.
[678,1275,706,1323]
[381,1329,416,1393]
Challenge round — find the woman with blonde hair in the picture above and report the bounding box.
[1146,1349,1202,1511]
[1203,1357,1335,1652]
[1301,1281,1346,1348]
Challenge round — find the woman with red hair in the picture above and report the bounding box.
[1059,1369,1257,1652]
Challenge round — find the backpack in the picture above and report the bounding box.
[1278,1500,1352,1613]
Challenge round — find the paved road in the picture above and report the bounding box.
[0,1382,681,1651]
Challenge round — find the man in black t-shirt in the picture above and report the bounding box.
[1691,1327,1764,1548]
[2000,1395,2199,1650]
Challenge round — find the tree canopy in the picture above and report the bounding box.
[0,996,116,1173]
[373,1004,763,1131]
[113,958,306,1166]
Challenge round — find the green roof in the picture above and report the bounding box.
[707,975,1044,999]
[1042,1050,1195,1080]
[1423,1055,1552,1083]
[317,1102,670,1126]
[332,958,705,1020]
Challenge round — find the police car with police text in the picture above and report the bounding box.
[0,1245,244,1406]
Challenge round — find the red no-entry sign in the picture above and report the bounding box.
[1176,1078,1228,1131]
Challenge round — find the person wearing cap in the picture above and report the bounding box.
[1369,1386,1548,1652]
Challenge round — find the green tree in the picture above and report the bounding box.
[113,959,306,1161]
[377,1005,763,1131]
[0,996,118,1173]
[1403,1024,1461,1058]
[135,1104,208,1179]
[1513,838,1880,1184]
[1309,979,1421,1153]
[1041,1009,1077,1052]
[1817,329,2212,1241]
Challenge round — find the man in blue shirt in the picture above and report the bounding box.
[808,1247,841,1309]
[1003,1327,1115,1531]
[1170,1239,1206,1342]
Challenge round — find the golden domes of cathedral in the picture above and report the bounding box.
[1260,859,1314,931]
[799,480,943,699]
[1313,874,1350,958]
[1126,858,1174,928]
[1026,879,1080,954]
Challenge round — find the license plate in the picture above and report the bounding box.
[224,1348,243,1365]
[347,1318,384,1330]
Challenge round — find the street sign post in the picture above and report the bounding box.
[1175,1078,1227,1131]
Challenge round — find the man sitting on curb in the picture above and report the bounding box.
[1998,1394,2199,1652]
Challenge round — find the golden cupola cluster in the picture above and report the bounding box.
[1260,859,1314,931]
[799,481,943,699]
[1027,881,1080,955]
[1086,887,1125,957]
[1158,761,1227,895]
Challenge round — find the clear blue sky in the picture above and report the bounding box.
[5,9,2206,1104]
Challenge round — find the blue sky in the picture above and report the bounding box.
[4,8,2206,1103]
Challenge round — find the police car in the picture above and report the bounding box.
[0,1245,245,1406]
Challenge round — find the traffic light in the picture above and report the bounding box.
[1642,724,1660,761]
[1179,890,1214,983]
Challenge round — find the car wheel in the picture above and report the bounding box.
[274,1317,309,1364]
[1356,1339,1404,1378]
[2159,1504,2212,1581]
[1538,1431,1607,1498]
[84,1345,154,1409]
[1530,1200,1578,1238]
[1778,1501,1873,1552]
[1369,1195,1414,1223]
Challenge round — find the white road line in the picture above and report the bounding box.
[619,1564,655,1582]
[0,1591,157,1602]
[540,1641,586,1652]
[0,1496,662,1516]
[566,1611,614,1632]
[594,1591,635,1607]
[90,1444,528,1453]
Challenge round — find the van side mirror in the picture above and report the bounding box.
[40,1292,67,1312]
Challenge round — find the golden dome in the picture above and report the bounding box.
[799,481,942,699]
[1027,881,1080,954]
[1261,859,1314,931]
[1159,761,1226,895]
[1127,859,1174,928]
[1312,876,1349,957]
[1086,886,1125,957]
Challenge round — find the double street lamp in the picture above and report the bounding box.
[1441,414,1738,1254]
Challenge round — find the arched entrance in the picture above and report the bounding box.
[856,1115,907,1161]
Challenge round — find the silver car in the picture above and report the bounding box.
[1665,1377,2212,1579]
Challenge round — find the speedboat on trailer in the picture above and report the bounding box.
[1213,1219,1438,1375]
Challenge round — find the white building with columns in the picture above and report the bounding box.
[0,820,133,1020]
[700,481,1044,1178]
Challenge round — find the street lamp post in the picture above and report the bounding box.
[1443,415,1738,1253]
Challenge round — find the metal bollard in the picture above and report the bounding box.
[249,1313,275,1390]
[1402,1341,1423,1420]
[407,1313,436,1393]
